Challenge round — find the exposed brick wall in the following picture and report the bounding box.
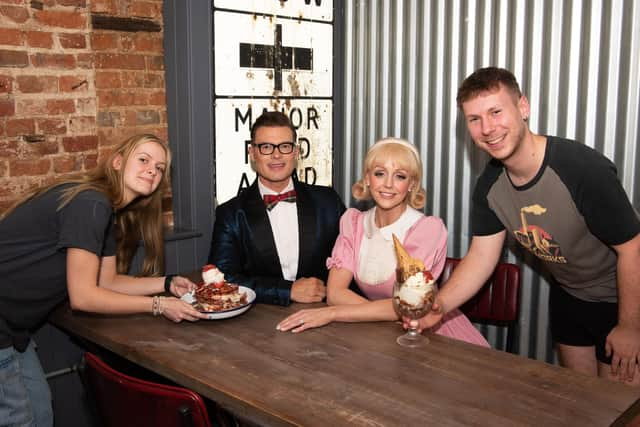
[0,0,171,225]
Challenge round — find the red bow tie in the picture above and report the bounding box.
[263,190,297,211]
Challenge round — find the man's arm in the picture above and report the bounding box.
[558,147,640,380]
[411,231,506,331]
[606,232,640,380]
[286,186,345,304]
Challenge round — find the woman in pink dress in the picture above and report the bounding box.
[277,137,489,347]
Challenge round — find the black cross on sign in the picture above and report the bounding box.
[239,24,314,92]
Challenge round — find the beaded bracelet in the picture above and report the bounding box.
[152,296,160,316]
[164,275,175,294]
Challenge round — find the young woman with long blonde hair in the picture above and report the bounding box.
[0,134,206,426]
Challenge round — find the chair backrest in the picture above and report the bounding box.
[80,352,212,427]
[440,257,521,351]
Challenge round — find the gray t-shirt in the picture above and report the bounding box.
[472,136,640,303]
[0,184,116,350]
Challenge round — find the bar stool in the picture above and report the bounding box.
[79,352,212,427]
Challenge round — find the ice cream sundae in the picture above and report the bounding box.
[392,235,436,318]
[390,235,437,347]
[396,270,436,315]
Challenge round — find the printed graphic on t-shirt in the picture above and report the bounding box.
[513,204,567,264]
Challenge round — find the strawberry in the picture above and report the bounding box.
[213,282,224,289]
[202,264,216,272]
[423,270,434,281]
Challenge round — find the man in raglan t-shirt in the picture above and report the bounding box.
[409,67,640,385]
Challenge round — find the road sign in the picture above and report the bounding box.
[214,11,332,97]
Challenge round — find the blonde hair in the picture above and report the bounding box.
[352,137,426,209]
[1,134,171,276]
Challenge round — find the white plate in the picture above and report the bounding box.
[181,286,256,320]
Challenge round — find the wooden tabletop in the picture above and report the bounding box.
[50,302,640,427]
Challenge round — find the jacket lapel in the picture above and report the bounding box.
[294,181,316,277]
[242,180,281,275]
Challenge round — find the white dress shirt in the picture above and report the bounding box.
[258,179,299,281]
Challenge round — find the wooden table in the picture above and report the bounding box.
[50,302,640,427]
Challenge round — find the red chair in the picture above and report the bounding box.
[80,352,212,427]
[440,257,521,353]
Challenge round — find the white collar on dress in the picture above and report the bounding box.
[363,206,423,240]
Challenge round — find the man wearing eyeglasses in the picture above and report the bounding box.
[208,111,346,306]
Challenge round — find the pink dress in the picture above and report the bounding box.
[327,208,490,347]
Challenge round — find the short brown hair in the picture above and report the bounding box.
[456,67,522,108]
[250,111,297,142]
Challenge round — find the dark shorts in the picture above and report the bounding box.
[549,285,617,364]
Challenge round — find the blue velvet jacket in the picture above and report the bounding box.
[208,179,345,306]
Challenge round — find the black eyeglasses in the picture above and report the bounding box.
[252,142,297,155]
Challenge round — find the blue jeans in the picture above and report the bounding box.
[0,341,52,427]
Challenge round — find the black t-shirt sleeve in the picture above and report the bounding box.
[57,192,116,256]
[472,161,506,236]
[103,216,117,256]
[552,140,640,246]
[575,159,640,245]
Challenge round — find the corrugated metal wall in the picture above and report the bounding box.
[339,0,640,362]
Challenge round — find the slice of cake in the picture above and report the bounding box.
[193,265,247,312]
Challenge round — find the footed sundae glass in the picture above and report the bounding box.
[392,269,436,348]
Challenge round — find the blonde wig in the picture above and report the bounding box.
[352,137,426,209]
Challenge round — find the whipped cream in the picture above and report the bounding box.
[202,266,225,284]
[398,271,435,307]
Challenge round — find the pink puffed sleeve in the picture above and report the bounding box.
[326,208,362,272]
[402,216,448,281]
